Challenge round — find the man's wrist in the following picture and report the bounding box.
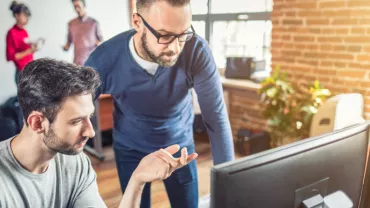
[131,171,145,188]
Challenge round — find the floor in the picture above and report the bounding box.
[88,132,228,208]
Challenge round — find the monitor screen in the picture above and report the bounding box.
[211,123,370,208]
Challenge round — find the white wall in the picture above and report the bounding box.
[0,0,131,104]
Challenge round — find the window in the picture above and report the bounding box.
[191,0,272,69]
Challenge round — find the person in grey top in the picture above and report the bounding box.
[0,58,197,208]
[63,0,103,65]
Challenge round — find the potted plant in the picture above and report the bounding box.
[259,66,331,147]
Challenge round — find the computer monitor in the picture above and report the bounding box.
[211,122,370,208]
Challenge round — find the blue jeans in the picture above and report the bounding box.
[114,143,199,208]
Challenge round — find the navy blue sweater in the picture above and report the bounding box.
[85,30,234,165]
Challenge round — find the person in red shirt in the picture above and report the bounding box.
[6,1,38,85]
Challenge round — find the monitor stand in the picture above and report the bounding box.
[301,191,353,208]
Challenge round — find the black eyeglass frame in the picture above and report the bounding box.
[136,13,196,44]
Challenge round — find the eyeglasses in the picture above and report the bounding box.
[136,13,195,44]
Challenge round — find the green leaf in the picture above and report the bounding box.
[266,88,278,98]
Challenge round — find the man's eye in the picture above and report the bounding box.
[72,120,82,125]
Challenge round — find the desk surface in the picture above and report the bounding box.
[220,76,261,91]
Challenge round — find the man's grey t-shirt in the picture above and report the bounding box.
[0,137,106,208]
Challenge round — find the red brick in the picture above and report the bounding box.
[295,2,317,9]
[365,46,370,53]
[323,10,351,17]
[341,80,362,88]
[365,98,370,106]
[359,19,370,25]
[327,53,354,60]
[294,36,315,42]
[320,44,332,50]
[348,63,370,70]
[319,1,346,8]
[352,28,367,35]
[318,37,343,43]
[316,69,337,76]
[282,19,304,25]
[348,1,370,7]
[282,50,301,56]
[299,11,322,17]
[321,29,337,35]
[317,76,331,83]
[345,36,370,43]
[333,62,347,68]
[335,28,350,35]
[298,59,319,66]
[360,82,370,88]
[282,35,292,40]
[347,46,363,52]
[309,28,322,34]
[357,55,370,62]
[332,45,346,51]
[337,70,366,78]
[272,34,282,40]
[307,19,330,25]
[285,12,297,17]
[350,10,370,17]
[320,61,333,67]
[332,19,358,25]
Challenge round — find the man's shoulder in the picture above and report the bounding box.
[68,17,79,25]
[86,16,99,24]
[183,34,211,57]
[102,29,134,47]
[181,34,213,64]
[0,137,12,155]
[89,30,134,59]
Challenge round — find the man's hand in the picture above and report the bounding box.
[118,145,198,208]
[132,144,198,184]
[30,44,38,52]
[63,44,70,51]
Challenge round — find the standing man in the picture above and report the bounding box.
[85,0,234,207]
[63,0,103,65]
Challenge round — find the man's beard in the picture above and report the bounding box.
[141,29,179,67]
[43,126,87,155]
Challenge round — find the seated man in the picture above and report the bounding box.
[0,58,197,208]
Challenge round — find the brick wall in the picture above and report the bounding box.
[271,0,370,119]
[225,88,266,139]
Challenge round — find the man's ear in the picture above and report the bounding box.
[132,13,142,32]
[27,111,48,134]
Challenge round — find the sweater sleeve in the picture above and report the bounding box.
[192,40,235,165]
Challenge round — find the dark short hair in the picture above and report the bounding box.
[72,0,86,6]
[9,1,31,17]
[18,58,100,125]
[136,0,190,11]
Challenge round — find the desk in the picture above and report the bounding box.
[220,77,261,117]
[97,94,114,131]
[220,77,266,139]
